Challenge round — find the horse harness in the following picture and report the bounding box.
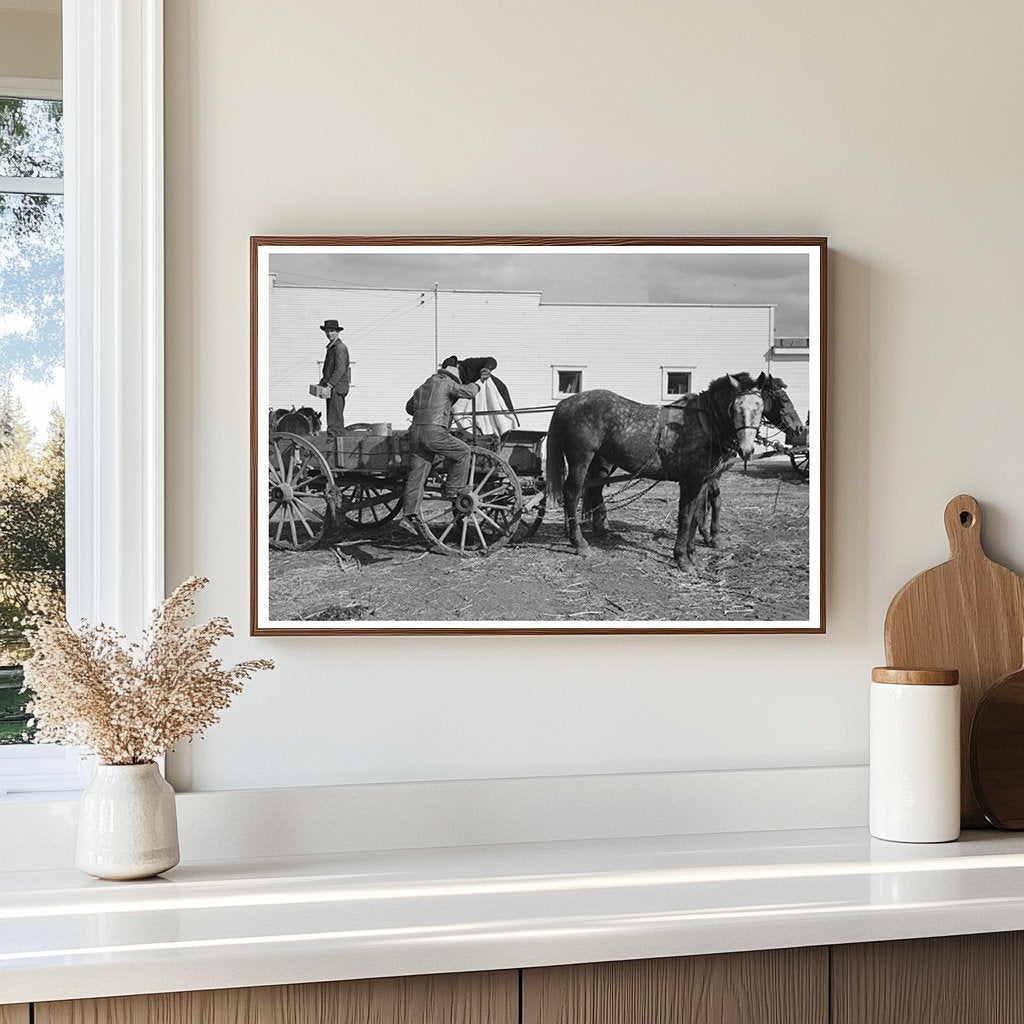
[581,390,757,519]
[659,389,758,457]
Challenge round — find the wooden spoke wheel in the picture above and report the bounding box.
[336,480,403,529]
[789,449,810,479]
[512,483,547,543]
[269,432,336,550]
[415,446,523,557]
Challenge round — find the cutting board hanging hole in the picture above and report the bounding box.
[944,494,983,556]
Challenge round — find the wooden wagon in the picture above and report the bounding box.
[268,425,548,557]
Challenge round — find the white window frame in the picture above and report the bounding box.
[0,1,165,797]
[551,365,586,399]
[661,365,696,402]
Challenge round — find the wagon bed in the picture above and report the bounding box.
[268,423,545,557]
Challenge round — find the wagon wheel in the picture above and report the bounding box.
[416,447,523,557]
[512,483,547,543]
[269,432,336,550]
[789,449,810,479]
[336,480,403,529]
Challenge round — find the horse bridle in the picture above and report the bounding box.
[760,384,804,440]
[697,388,763,454]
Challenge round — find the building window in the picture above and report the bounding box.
[552,366,585,399]
[662,367,694,402]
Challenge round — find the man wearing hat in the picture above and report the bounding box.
[400,360,491,528]
[317,319,350,434]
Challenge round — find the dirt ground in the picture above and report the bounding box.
[267,456,810,624]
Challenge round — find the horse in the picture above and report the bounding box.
[695,372,806,546]
[545,373,764,570]
[272,406,322,435]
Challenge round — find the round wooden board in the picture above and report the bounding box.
[971,664,1024,829]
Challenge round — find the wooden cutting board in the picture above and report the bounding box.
[884,494,1024,826]
[970,652,1024,829]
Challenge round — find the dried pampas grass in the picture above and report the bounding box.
[23,577,273,765]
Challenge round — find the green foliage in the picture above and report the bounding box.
[0,392,65,665]
[0,665,31,743]
[0,97,62,179]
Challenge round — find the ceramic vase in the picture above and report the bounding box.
[76,762,180,880]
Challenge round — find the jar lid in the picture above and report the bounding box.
[871,667,959,686]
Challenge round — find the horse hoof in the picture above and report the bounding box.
[574,545,594,558]
[675,555,698,573]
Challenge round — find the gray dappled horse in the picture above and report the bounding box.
[545,373,764,570]
[695,373,807,546]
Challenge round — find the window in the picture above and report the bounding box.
[1,13,166,796]
[552,366,585,399]
[661,367,695,402]
[0,89,64,733]
[0,83,81,794]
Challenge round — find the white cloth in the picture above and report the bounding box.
[451,377,518,436]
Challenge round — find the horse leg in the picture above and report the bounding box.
[708,479,722,546]
[564,453,595,554]
[584,456,611,535]
[674,482,703,571]
[697,483,713,546]
[698,479,721,547]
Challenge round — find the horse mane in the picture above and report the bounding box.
[707,372,759,394]
[768,375,788,389]
[666,373,760,410]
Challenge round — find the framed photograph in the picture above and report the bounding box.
[251,236,826,635]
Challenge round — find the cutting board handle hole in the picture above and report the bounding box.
[960,511,974,527]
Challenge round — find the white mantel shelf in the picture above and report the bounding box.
[4,827,1024,1004]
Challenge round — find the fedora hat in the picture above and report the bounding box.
[319,319,343,332]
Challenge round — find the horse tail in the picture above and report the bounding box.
[545,416,566,507]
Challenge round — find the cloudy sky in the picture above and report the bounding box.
[270,250,811,337]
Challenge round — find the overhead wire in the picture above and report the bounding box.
[271,271,421,298]
[268,291,428,384]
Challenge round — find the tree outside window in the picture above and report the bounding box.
[0,94,65,744]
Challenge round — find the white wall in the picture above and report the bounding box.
[164,1,1024,792]
[268,282,773,421]
[0,7,61,80]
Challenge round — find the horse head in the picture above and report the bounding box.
[296,406,322,432]
[711,374,763,461]
[755,373,806,444]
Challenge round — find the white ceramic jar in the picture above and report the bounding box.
[870,667,961,843]
[76,762,180,880]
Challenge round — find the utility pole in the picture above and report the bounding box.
[433,282,439,369]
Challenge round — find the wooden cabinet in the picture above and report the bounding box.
[13,933,1024,1024]
[522,948,828,1024]
[832,932,1024,1024]
[34,972,517,1024]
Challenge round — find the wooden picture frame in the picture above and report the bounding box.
[251,236,827,635]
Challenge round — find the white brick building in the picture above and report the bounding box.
[268,282,801,427]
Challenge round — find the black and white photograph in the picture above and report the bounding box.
[251,238,825,634]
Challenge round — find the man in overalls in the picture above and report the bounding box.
[400,361,491,529]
